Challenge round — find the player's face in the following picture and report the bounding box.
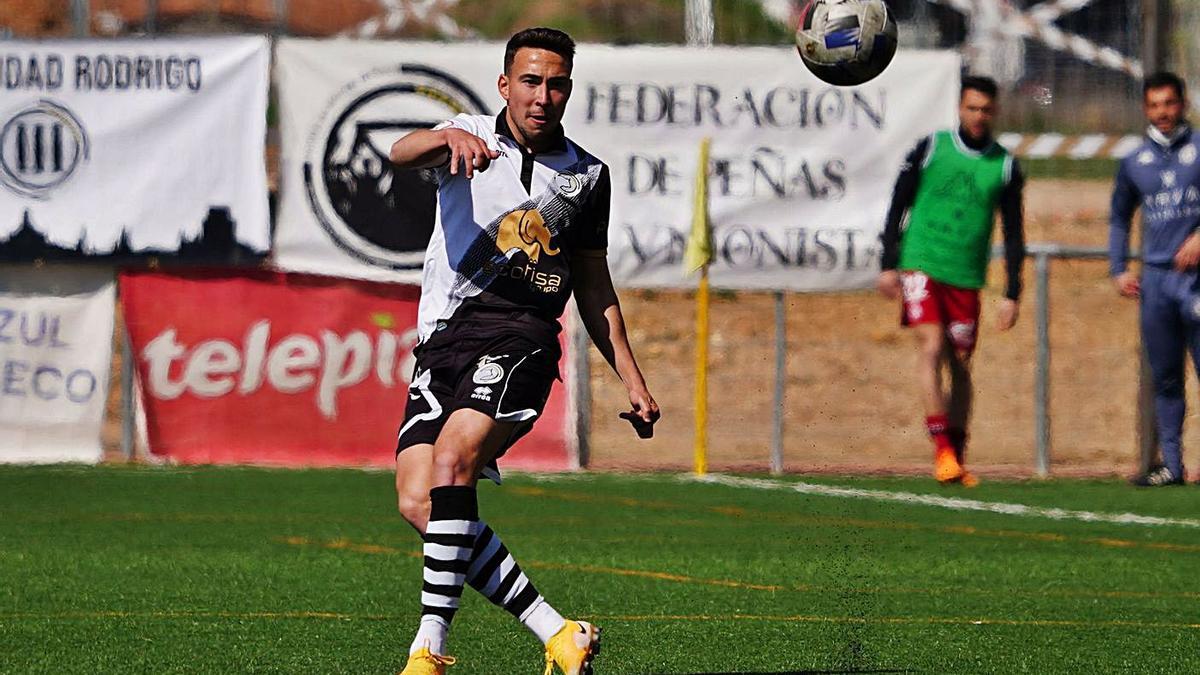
[958,89,996,142]
[498,48,573,151]
[1144,86,1185,135]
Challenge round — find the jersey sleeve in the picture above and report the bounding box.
[998,158,1026,300]
[569,164,612,251]
[432,113,478,134]
[1108,157,1140,276]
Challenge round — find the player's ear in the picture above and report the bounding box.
[498,73,510,101]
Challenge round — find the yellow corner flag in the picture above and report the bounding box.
[685,137,712,476]
[683,137,713,275]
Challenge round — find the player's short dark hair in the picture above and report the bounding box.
[961,75,999,101]
[1143,71,1186,100]
[504,27,575,74]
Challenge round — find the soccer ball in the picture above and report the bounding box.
[796,0,899,87]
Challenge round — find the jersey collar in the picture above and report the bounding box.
[495,107,568,154]
[1146,123,1192,150]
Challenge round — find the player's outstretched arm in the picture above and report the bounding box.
[389,128,499,178]
[571,252,661,436]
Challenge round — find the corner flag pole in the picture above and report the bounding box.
[694,266,710,475]
[684,137,713,476]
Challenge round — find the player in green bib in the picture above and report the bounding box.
[878,76,1026,486]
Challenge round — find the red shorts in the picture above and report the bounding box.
[900,271,981,354]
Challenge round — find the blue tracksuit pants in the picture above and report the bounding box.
[1141,265,1200,478]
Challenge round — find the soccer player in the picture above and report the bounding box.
[877,75,1026,486]
[387,27,660,674]
[1110,72,1200,487]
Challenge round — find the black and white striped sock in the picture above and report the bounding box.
[466,522,565,644]
[409,485,479,656]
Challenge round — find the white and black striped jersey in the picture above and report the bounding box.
[416,110,611,344]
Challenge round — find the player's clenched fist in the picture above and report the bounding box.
[442,128,500,179]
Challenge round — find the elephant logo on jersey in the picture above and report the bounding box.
[496,208,560,263]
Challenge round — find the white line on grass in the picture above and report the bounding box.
[691,474,1200,530]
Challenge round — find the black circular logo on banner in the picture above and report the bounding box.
[0,99,90,199]
[303,64,489,270]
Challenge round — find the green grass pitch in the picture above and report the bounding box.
[1,465,1198,673]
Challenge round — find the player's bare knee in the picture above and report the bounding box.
[432,444,477,483]
[396,491,430,533]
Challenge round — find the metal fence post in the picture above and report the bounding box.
[71,0,90,36]
[121,321,135,461]
[274,0,289,35]
[145,0,158,34]
[1034,252,1051,477]
[771,291,786,475]
[685,0,714,47]
[569,304,592,469]
[1137,347,1159,473]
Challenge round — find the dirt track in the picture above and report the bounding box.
[587,179,1197,477]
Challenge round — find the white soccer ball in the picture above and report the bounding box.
[796,0,899,86]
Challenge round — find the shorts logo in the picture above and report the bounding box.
[471,386,493,402]
[302,64,489,270]
[948,321,976,348]
[496,208,559,263]
[473,355,506,385]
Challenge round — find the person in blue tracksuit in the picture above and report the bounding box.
[1110,72,1200,486]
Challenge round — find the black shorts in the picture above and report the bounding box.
[396,320,560,483]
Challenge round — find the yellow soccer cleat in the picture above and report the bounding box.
[399,648,456,675]
[934,449,965,484]
[543,620,601,675]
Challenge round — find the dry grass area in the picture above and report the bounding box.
[588,179,1200,477]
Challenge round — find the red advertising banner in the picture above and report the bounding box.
[120,269,571,470]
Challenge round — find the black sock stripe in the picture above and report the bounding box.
[422,581,465,599]
[429,486,479,521]
[424,532,477,548]
[491,566,523,605]
[469,545,509,591]
[505,583,540,616]
[421,606,457,623]
[424,556,470,574]
[471,526,496,558]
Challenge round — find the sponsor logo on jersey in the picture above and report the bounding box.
[496,208,560,263]
[471,385,493,402]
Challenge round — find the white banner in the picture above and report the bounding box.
[0,37,270,261]
[0,266,115,463]
[275,40,959,290]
